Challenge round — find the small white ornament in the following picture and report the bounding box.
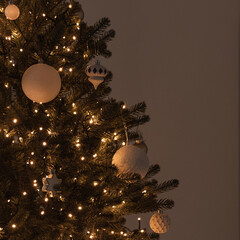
[21,63,61,103]
[134,140,148,153]
[5,4,20,20]
[77,8,84,21]
[42,170,62,197]
[112,145,149,178]
[149,212,170,234]
[86,61,108,90]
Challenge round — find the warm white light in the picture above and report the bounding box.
[120,231,123,235]
[122,142,126,146]
[34,109,38,113]
[22,192,27,196]
[81,157,85,161]
[59,67,63,72]
[73,111,77,115]
[72,103,76,107]
[69,4,72,8]
[76,143,80,148]
[93,154,97,158]
[122,201,125,204]
[42,141,47,146]
[41,210,45,215]
[39,127,43,131]
[20,48,23,52]
[103,189,107,193]
[140,229,145,233]
[30,161,34,165]
[12,224,16,229]
[93,181,98,186]
[89,119,93,124]
[13,118,18,123]
[69,68,73,72]
[31,152,35,155]
[138,217,141,221]
[44,197,49,202]
[42,13,46,17]
[111,231,114,234]
[78,206,82,210]
[73,36,76,40]
[68,213,73,218]
[122,105,126,109]
[112,205,115,208]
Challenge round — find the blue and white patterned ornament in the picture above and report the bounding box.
[86,61,108,90]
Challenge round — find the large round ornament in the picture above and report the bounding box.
[5,4,20,20]
[22,63,61,103]
[149,212,170,234]
[112,145,149,178]
[86,61,108,90]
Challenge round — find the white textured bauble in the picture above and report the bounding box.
[5,4,20,20]
[22,63,61,103]
[149,212,171,234]
[112,145,149,178]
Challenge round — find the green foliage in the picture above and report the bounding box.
[0,0,178,239]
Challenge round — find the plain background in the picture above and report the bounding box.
[80,1,239,239]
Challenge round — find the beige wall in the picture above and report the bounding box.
[80,0,239,239]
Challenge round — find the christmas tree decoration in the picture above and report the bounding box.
[4,4,20,20]
[21,63,61,103]
[42,169,62,197]
[134,140,148,153]
[112,145,150,178]
[86,61,108,89]
[149,212,171,234]
[77,8,84,21]
[0,1,178,239]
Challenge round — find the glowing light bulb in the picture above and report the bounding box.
[42,141,47,146]
[42,13,46,17]
[69,4,72,8]
[76,143,80,148]
[78,206,82,210]
[20,48,23,52]
[34,109,38,113]
[72,103,76,107]
[31,152,35,155]
[68,213,73,218]
[122,105,126,109]
[138,217,141,221]
[89,119,93,124]
[93,181,98,186]
[73,36,76,40]
[93,154,97,158]
[122,142,126,146]
[73,111,77,115]
[111,231,114,234]
[22,192,27,196]
[81,157,85,161]
[44,197,49,202]
[59,67,63,72]
[13,118,18,123]
[39,127,43,131]
[12,224,16,228]
[41,210,45,215]
[69,68,73,72]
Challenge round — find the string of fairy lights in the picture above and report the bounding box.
[0,2,154,239]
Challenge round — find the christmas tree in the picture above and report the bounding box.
[0,1,179,239]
